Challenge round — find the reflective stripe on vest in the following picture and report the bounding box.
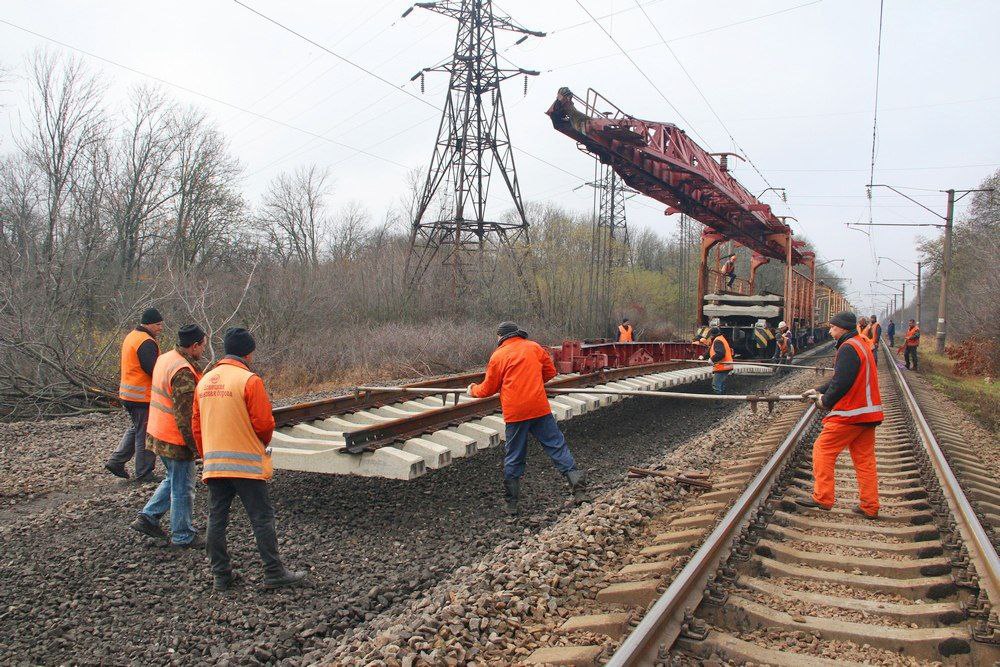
[119,330,157,403]
[711,335,734,373]
[146,350,202,446]
[826,337,883,424]
[197,363,273,482]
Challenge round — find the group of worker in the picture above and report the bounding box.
[856,314,921,370]
[107,308,306,591]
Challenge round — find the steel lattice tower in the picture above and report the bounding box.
[405,0,544,305]
[676,213,695,330]
[586,161,632,335]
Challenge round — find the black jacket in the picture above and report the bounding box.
[817,330,861,409]
[709,337,728,364]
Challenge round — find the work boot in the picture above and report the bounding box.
[129,515,168,540]
[214,572,242,592]
[105,462,128,479]
[171,535,206,550]
[852,506,878,520]
[262,570,308,590]
[794,497,831,511]
[503,477,520,516]
[565,469,592,505]
[134,473,162,485]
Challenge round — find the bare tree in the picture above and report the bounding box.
[259,164,331,267]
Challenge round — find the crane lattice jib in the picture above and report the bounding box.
[547,88,805,265]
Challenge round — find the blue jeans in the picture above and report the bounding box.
[503,414,577,480]
[712,370,732,395]
[140,456,196,545]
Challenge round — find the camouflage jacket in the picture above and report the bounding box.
[147,349,203,460]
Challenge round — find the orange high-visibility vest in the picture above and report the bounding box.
[618,324,633,342]
[119,330,158,403]
[825,336,883,425]
[856,325,872,348]
[147,350,202,447]
[711,335,734,372]
[905,326,920,347]
[196,363,273,481]
[777,331,789,353]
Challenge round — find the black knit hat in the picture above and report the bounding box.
[178,324,205,347]
[496,321,526,345]
[140,307,163,325]
[223,327,256,357]
[830,311,857,329]
[708,326,721,336]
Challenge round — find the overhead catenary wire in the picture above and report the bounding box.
[866,0,887,285]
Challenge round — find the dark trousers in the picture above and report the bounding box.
[904,346,918,369]
[725,272,736,288]
[206,478,284,577]
[108,403,156,478]
[888,334,895,347]
[503,414,576,480]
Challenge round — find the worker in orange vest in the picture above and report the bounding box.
[798,311,882,518]
[193,328,307,591]
[467,321,586,515]
[130,324,207,547]
[868,315,882,362]
[617,318,634,342]
[722,253,738,289]
[106,308,164,483]
[855,316,871,348]
[704,326,734,394]
[903,318,920,370]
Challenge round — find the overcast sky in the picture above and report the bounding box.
[2,0,998,317]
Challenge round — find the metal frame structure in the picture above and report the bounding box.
[405,0,543,306]
[585,160,633,335]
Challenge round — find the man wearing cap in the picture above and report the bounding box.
[130,324,207,547]
[773,321,793,372]
[106,307,164,482]
[702,326,734,394]
[798,311,882,519]
[467,322,587,515]
[193,328,307,591]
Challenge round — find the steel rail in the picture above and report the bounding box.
[606,401,818,665]
[882,340,1000,607]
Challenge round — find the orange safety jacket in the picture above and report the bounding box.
[905,325,920,347]
[710,335,734,373]
[776,331,790,353]
[825,336,883,425]
[119,329,158,403]
[856,325,872,348]
[618,324,633,342]
[469,336,557,423]
[147,350,203,447]
[869,322,881,348]
[193,358,275,481]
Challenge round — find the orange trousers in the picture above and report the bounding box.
[811,421,879,516]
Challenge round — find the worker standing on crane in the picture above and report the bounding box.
[467,321,588,515]
[798,311,882,519]
[617,318,634,342]
[722,253,738,289]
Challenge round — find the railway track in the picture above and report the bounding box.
[520,344,1000,666]
[268,361,773,480]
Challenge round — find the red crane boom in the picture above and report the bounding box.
[546,87,805,265]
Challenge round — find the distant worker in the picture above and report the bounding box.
[868,315,882,362]
[699,326,734,394]
[722,253,738,289]
[887,319,896,347]
[130,324,207,548]
[773,321,794,371]
[798,311,882,519]
[902,318,920,370]
[618,318,634,342]
[856,316,872,349]
[106,308,164,483]
[467,321,588,515]
[193,328,307,591]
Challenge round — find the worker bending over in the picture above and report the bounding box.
[106,308,164,483]
[903,318,920,370]
[130,324,206,548]
[193,328,307,591]
[617,318,633,342]
[798,311,882,518]
[697,326,734,394]
[467,321,587,515]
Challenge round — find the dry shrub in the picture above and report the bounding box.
[945,337,1000,377]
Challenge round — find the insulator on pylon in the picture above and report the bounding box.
[523,75,528,97]
[420,72,425,94]
[866,186,872,200]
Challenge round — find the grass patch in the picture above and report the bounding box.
[917,350,1000,434]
